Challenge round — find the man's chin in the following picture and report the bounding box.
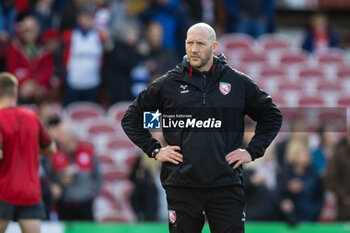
[189,61,202,69]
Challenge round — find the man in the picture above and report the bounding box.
[324,127,350,221]
[0,72,56,233]
[44,121,102,221]
[122,23,282,233]
[60,7,105,105]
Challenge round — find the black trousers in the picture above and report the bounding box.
[165,185,246,233]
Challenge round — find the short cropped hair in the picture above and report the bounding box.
[0,72,18,98]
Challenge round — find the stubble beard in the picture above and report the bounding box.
[190,47,213,70]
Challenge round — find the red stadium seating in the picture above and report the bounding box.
[298,96,325,107]
[106,138,136,150]
[65,102,105,122]
[337,97,350,106]
[315,49,346,66]
[298,66,326,81]
[218,33,255,54]
[317,81,341,92]
[279,49,309,67]
[278,81,303,92]
[337,66,350,79]
[93,181,136,222]
[240,51,268,65]
[107,101,132,123]
[258,34,291,53]
[259,66,287,79]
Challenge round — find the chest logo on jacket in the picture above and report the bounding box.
[180,84,189,94]
[219,82,231,95]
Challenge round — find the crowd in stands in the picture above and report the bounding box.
[1,0,350,225]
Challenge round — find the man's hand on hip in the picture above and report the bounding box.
[225,149,252,169]
[156,145,183,165]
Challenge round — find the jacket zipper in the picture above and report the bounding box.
[203,74,207,105]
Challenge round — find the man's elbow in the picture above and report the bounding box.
[41,141,57,155]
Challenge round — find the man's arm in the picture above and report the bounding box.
[40,141,57,155]
[122,76,165,157]
[225,74,282,167]
[243,74,282,161]
[38,118,56,155]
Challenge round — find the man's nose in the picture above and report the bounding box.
[192,44,199,52]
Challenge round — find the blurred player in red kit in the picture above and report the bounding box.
[0,72,56,233]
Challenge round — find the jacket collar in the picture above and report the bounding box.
[172,53,227,81]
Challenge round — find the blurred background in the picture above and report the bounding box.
[2,0,350,232]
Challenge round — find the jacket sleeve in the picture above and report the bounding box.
[242,75,282,160]
[121,76,165,157]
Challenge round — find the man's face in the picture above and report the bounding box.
[185,27,216,71]
[77,13,93,30]
[20,17,40,43]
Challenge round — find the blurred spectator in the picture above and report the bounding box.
[45,121,102,220]
[311,122,339,176]
[52,0,68,13]
[183,0,203,22]
[91,0,110,39]
[139,0,191,60]
[37,99,62,220]
[15,0,30,13]
[324,129,350,221]
[144,21,178,82]
[0,0,17,71]
[201,0,215,25]
[31,0,58,34]
[59,0,88,32]
[103,21,145,103]
[243,144,282,221]
[224,0,275,38]
[302,12,339,53]
[6,14,56,103]
[130,153,160,221]
[0,0,16,39]
[276,119,309,170]
[37,98,62,127]
[60,7,105,105]
[279,141,324,224]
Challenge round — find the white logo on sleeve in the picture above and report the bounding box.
[180,84,189,94]
[169,210,177,224]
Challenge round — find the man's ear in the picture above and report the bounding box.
[212,41,218,53]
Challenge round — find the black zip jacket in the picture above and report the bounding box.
[122,54,282,188]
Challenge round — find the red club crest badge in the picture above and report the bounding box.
[169,210,176,224]
[219,82,231,95]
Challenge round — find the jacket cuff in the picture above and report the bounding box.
[146,142,162,158]
[245,146,256,161]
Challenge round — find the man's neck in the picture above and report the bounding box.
[0,98,17,109]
